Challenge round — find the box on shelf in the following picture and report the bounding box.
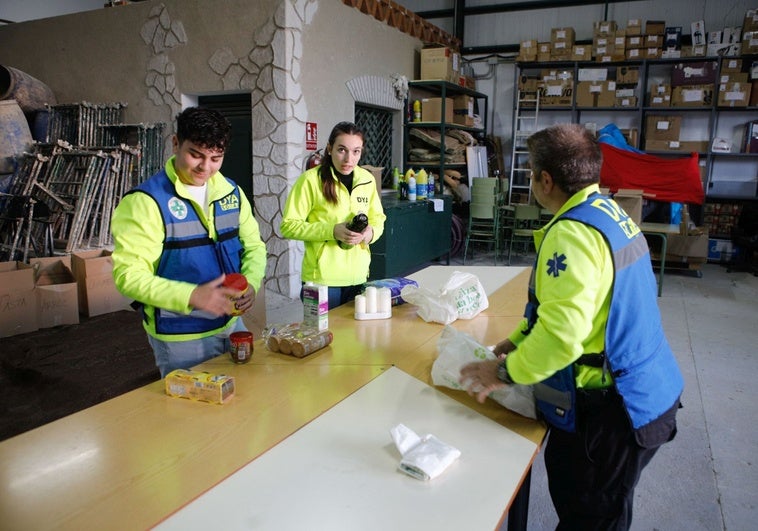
[576,81,616,107]
[643,47,662,59]
[613,189,643,224]
[0,261,37,338]
[744,120,758,152]
[615,96,638,108]
[743,8,758,32]
[645,34,663,47]
[646,20,666,35]
[644,139,708,152]
[551,27,575,44]
[616,66,639,84]
[626,19,642,36]
[517,39,538,61]
[30,257,79,329]
[645,115,682,141]
[691,20,706,46]
[420,46,460,83]
[665,27,682,49]
[578,68,608,82]
[671,84,714,107]
[742,31,758,54]
[721,58,743,73]
[717,82,751,107]
[671,61,717,86]
[648,84,672,106]
[421,97,454,124]
[625,48,643,61]
[593,20,617,36]
[720,72,749,84]
[452,95,474,127]
[71,249,132,317]
[620,128,639,148]
[538,80,573,107]
[571,45,592,61]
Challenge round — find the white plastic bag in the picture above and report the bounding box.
[431,325,537,419]
[400,271,489,325]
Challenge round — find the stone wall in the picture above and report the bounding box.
[0,0,419,299]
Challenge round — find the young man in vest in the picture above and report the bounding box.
[111,107,267,377]
[460,123,682,530]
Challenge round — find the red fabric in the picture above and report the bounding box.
[599,143,704,204]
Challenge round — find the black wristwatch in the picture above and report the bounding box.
[496,361,514,384]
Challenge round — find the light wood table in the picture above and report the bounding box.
[0,265,545,531]
[155,367,539,531]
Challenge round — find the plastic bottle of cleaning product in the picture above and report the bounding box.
[408,176,417,201]
[428,173,435,197]
[413,100,421,122]
[392,167,400,190]
[415,169,427,200]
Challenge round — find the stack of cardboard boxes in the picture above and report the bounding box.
[419,45,474,90]
[0,250,131,338]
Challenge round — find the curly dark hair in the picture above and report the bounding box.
[527,123,602,196]
[175,107,232,152]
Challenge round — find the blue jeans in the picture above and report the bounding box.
[147,318,248,377]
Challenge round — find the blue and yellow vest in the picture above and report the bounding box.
[130,170,244,335]
[527,194,683,433]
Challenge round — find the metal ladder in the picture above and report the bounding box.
[508,90,539,205]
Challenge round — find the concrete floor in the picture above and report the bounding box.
[265,248,758,530]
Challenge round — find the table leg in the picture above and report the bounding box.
[507,467,532,531]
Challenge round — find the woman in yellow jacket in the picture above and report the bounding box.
[281,122,386,308]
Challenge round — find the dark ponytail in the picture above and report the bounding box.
[318,121,364,204]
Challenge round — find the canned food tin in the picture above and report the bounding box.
[230,331,253,364]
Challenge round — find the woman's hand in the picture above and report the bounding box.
[334,222,366,246]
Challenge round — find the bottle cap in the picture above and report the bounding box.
[223,273,248,293]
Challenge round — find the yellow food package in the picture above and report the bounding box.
[165,369,235,404]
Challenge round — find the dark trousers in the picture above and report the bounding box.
[544,389,677,531]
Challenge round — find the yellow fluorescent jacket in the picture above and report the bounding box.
[110,157,267,341]
[506,184,614,389]
[280,165,386,287]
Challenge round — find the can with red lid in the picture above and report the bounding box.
[230,331,253,364]
[223,273,248,316]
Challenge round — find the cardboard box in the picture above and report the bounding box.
[452,95,474,127]
[571,45,592,61]
[666,231,709,259]
[420,46,460,82]
[613,189,643,224]
[539,80,574,107]
[744,8,758,32]
[646,21,666,35]
[719,73,749,84]
[0,261,38,338]
[672,84,714,107]
[30,257,79,329]
[671,61,718,86]
[616,66,639,85]
[576,80,616,107]
[626,19,642,36]
[645,115,681,141]
[741,31,758,54]
[665,27,682,49]
[648,84,672,106]
[165,369,235,404]
[721,58,743,73]
[551,27,575,44]
[593,20,617,36]
[421,97,454,124]
[644,139,708,152]
[717,82,751,107]
[691,21,706,45]
[71,250,132,317]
